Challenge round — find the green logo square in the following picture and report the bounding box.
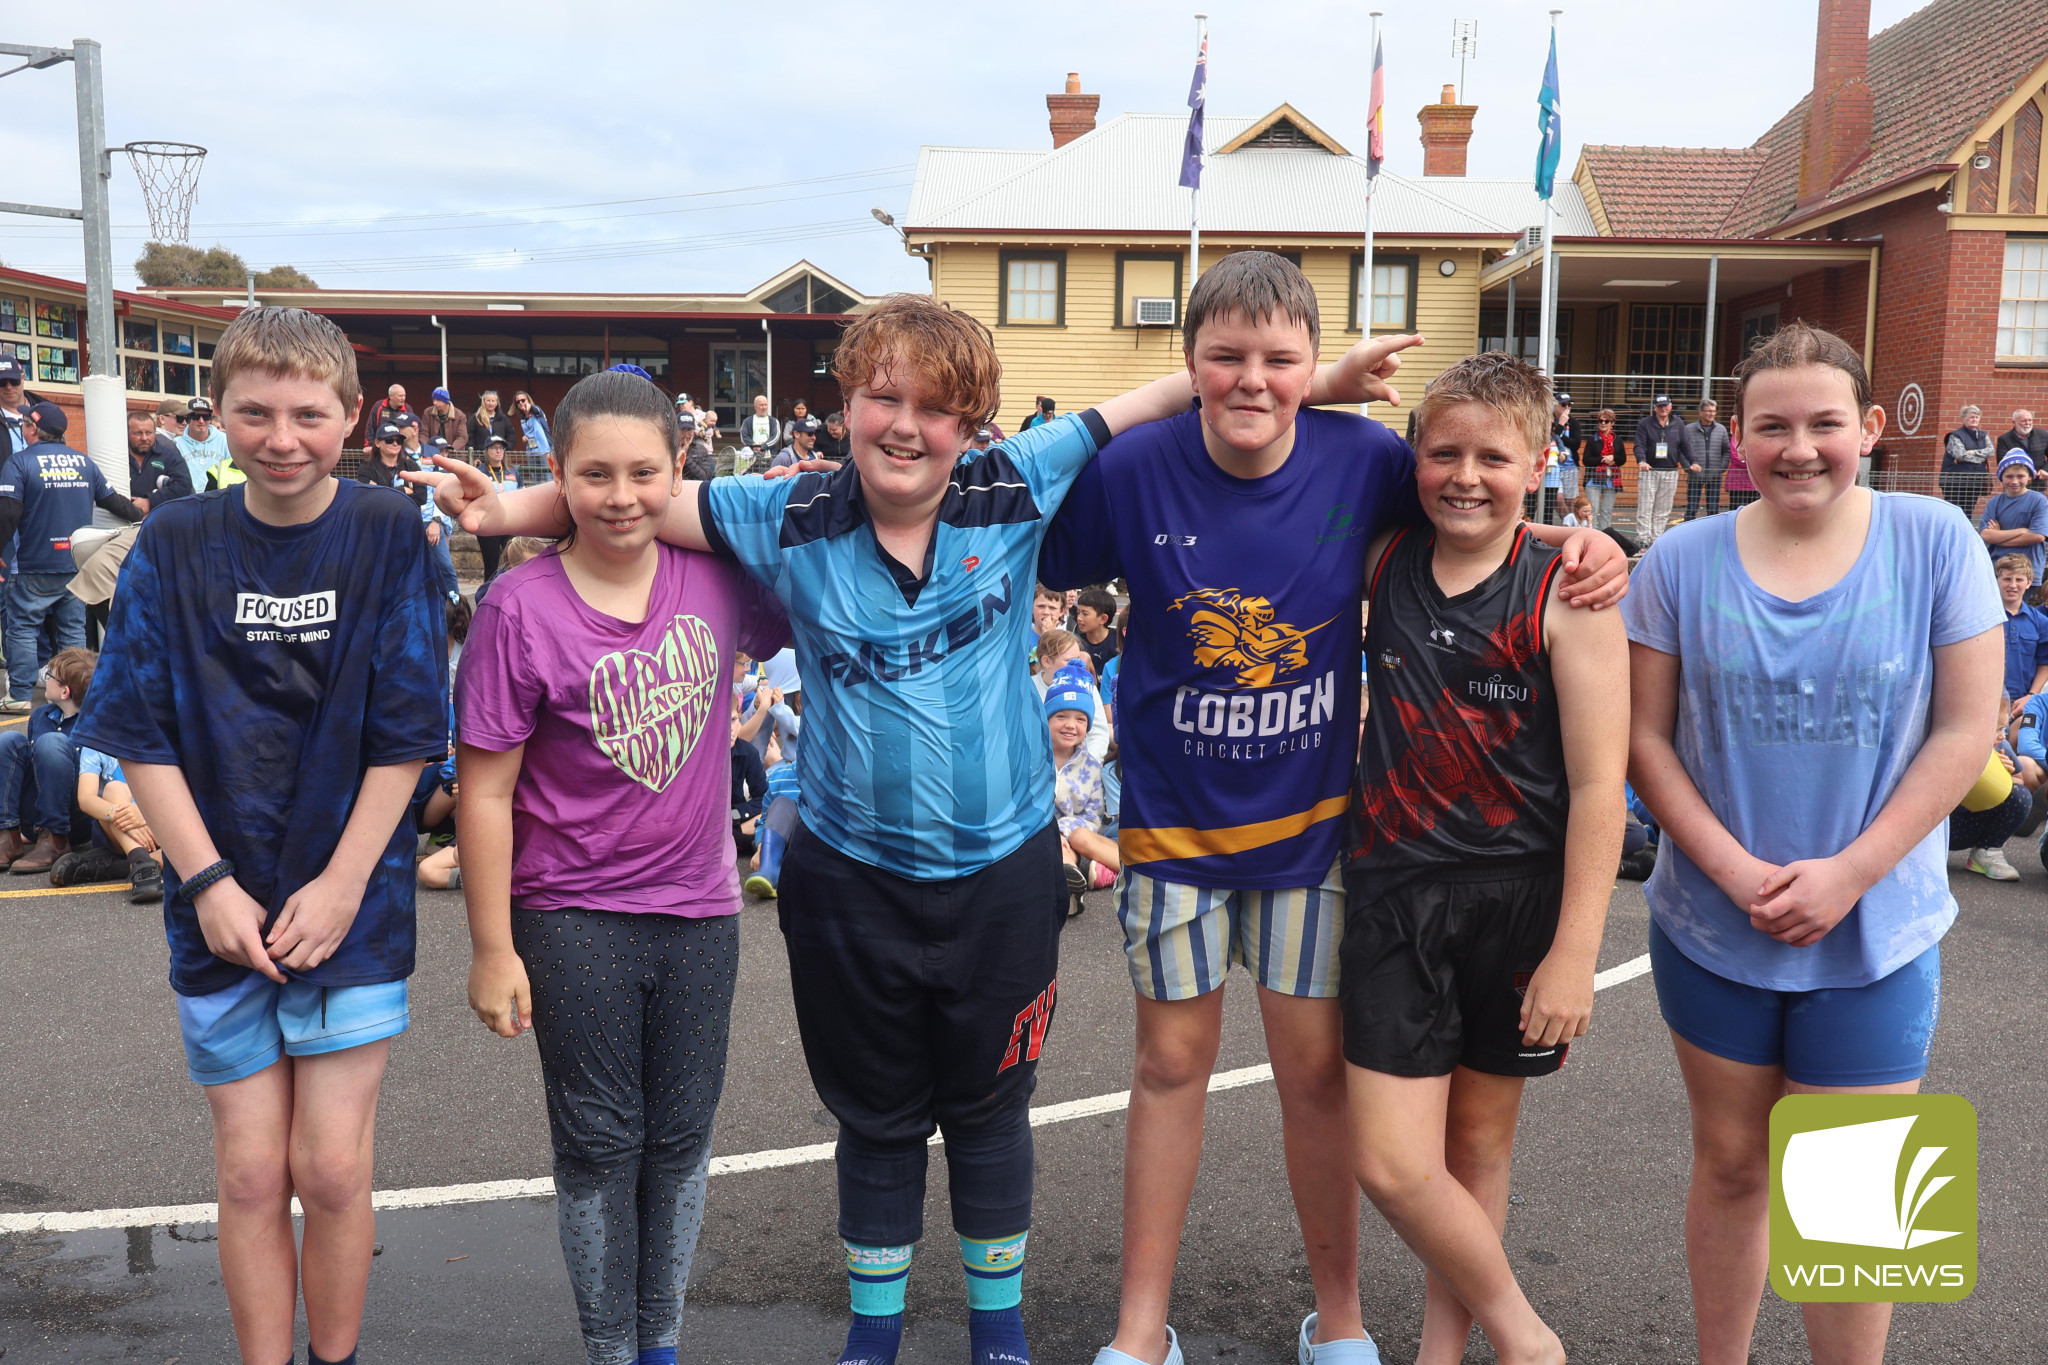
[1769,1094,1976,1303]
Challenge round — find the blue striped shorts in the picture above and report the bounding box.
[1117,861,1345,1001]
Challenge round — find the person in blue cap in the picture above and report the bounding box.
[1045,664,1117,914]
[1980,450,2048,582]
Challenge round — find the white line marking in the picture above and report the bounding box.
[1,955,1653,1235]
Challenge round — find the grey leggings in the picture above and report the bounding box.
[514,907,739,1365]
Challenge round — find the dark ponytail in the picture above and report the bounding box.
[553,367,680,470]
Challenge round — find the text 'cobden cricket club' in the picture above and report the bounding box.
[235,591,338,627]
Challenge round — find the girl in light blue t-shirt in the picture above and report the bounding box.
[1623,325,2003,1365]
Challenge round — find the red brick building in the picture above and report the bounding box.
[1567,0,2048,471]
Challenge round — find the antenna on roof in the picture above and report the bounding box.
[1451,19,1478,102]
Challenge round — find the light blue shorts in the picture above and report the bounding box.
[1117,861,1344,1002]
[176,974,410,1086]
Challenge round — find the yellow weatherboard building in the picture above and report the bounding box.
[900,78,1599,434]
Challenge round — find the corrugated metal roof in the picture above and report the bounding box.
[906,112,1594,238]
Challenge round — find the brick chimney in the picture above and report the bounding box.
[1047,73,1100,149]
[1417,84,1477,177]
[1797,0,1873,205]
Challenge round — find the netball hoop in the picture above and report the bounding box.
[122,140,207,243]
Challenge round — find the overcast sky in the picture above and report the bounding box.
[6,0,1924,297]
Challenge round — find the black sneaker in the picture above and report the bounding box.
[129,856,164,904]
[49,847,128,888]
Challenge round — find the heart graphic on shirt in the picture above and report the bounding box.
[588,614,721,793]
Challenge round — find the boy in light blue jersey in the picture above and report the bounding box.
[419,294,1417,1365]
[1041,253,1627,1365]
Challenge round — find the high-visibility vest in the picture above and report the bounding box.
[207,456,247,490]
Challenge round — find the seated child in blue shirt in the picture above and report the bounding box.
[0,645,96,873]
[745,730,802,899]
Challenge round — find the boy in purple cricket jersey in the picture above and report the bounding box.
[457,369,788,1365]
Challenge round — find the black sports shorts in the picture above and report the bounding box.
[1340,857,1568,1079]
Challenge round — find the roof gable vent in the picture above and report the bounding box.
[1245,119,1319,149]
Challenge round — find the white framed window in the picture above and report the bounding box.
[1999,237,2048,361]
[1350,253,1417,331]
[1001,253,1064,325]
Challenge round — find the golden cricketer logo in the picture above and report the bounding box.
[1168,588,1337,688]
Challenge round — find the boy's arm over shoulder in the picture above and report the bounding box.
[697,473,802,594]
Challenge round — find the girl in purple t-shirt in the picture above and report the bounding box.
[453,368,787,1365]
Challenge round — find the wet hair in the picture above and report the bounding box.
[1731,321,1870,427]
[47,646,98,705]
[552,367,680,472]
[1183,250,1320,354]
[833,294,1002,428]
[1995,554,2036,581]
[1034,581,1063,604]
[1411,352,1551,461]
[1076,587,1117,620]
[209,306,361,413]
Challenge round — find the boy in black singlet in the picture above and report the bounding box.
[1343,354,1629,1365]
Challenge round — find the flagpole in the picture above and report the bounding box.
[1537,9,1561,388]
[1189,12,1207,301]
[1362,9,1382,416]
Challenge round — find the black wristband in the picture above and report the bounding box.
[176,858,236,904]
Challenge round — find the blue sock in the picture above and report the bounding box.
[968,1307,1030,1365]
[838,1312,903,1365]
[636,1351,677,1365]
[307,1350,357,1365]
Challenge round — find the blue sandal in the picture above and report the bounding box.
[1297,1313,1382,1365]
[1091,1324,1183,1365]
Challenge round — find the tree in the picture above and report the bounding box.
[134,242,317,290]
[254,264,318,290]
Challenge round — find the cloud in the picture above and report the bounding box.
[7,0,1927,295]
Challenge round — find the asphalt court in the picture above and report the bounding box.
[3,851,2044,1363]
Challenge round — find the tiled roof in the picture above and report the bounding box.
[907,112,1599,238]
[1582,0,2048,239]
[1575,146,1767,235]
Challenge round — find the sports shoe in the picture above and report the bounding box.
[0,697,33,716]
[1967,846,2020,881]
[1092,1325,1183,1365]
[1297,1313,1383,1364]
[48,846,129,888]
[744,873,776,899]
[2020,793,2048,839]
[1063,861,1088,896]
[1091,860,1117,890]
[128,855,164,904]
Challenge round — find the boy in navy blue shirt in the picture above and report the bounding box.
[76,307,446,1365]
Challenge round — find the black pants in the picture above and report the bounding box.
[1685,471,1724,519]
[1949,784,2031,851]
[514,908,738,1365]
[478,533,510,580]
[778,819,1065,1245]
[1940,468,1988,517]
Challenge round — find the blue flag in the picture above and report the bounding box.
[1179,31,1207,190]
[1535,29,1562,200]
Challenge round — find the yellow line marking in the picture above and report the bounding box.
[0,880,133,899]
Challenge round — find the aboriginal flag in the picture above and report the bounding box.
[1366,33,1385,177]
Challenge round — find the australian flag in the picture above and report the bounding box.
[1535,28,1563,200]
[1179,30,1208,190]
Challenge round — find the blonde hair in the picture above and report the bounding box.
[1411,352,1551,461]
[209,306,360,412]
[1035,627,1079,666]
[502,536,551,571]
[1994,554,2036,581]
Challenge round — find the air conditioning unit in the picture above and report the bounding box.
[1521,225,1543,255]
[1134,297,1177,326]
